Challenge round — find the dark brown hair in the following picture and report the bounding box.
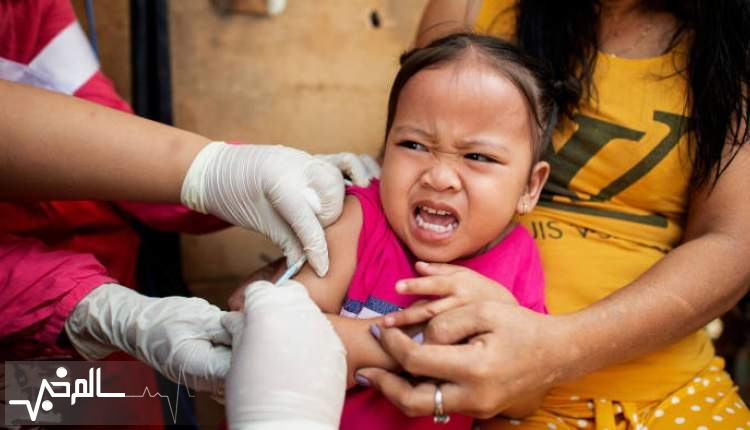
[385,33,573,163]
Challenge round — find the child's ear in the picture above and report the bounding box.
[517,161,550,215]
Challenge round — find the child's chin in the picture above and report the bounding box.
[411,246,464,264]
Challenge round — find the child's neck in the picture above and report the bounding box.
[474,221,517,257]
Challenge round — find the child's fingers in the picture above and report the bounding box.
[395,274,456,296]
[384,302,435,327]
[414,261,465,276]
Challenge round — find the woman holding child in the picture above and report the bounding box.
[354,0,750,428]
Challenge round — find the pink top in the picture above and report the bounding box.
[339,180,546,430]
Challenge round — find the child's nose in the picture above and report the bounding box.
[420,159,461,192]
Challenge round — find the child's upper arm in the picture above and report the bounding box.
[293,195,362,313]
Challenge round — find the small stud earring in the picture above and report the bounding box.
[522,200,529,215]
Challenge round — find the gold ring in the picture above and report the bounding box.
[433,384,450,424]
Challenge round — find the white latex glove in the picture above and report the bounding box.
[64,283,231,394]
[315,152,381,187]
[222,280,346,430]
[181,142,345,276]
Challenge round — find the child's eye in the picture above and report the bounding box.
[397,140,428,152]
[465,153,497,163]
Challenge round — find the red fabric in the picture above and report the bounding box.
[0,234,114,360]
[0,0,74,64]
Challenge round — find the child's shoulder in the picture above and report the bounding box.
[345,179,382,209]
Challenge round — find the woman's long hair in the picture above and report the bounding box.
[514,0,750,189]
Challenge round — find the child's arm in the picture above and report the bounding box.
[292,195,399,387]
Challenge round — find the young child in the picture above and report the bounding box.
[291,33,559,429]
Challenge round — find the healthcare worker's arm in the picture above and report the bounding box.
[223,280,346,430]
[0,80,378,275]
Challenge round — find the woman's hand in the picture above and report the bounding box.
[357,301,563,419]
[354,263,564,419]
[382,262,518,332]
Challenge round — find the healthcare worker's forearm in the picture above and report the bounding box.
[0,79,209,202]
[551,145,750,385]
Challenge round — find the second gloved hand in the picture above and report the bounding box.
[181,142,345,276]
[315,152,380,187]
[222,280,346,430]
[64,284,231,395]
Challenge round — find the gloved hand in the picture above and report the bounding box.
[181,142,344,276]
[315,152,380,187]
[64,283,231,394]
[222,280,346,430]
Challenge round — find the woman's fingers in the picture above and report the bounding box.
[423,301,516,345]
[383,297,457,327]
[374,323,483,381]
[355,368,466,418]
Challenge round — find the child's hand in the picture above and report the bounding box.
[384,262,518,331]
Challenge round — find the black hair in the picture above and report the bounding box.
[513,0,750,189]
[385,33,575,163]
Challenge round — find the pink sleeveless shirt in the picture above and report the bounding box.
[339,180,547,430]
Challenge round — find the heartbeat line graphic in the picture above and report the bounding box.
[124,366,195,424]
[8,364,198,424]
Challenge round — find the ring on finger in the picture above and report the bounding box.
[433,384,450,424]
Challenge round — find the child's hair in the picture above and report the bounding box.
[385,33,575,164]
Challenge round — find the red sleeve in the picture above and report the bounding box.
[114,202,228,234]
[0,234,116,360]
[0,0,74,64]
[74,70,133,113]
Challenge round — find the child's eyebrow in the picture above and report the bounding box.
[455,138,510,154]
[391,125,435,141]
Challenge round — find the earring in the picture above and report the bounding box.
[521,200,529,215]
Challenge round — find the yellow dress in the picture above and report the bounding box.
[475,1,749,428]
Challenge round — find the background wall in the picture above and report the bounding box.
[73,1,427,427]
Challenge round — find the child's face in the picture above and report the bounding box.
[379,58,542,262]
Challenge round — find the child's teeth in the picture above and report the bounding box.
[421,206,451,216]
[415,214,458,233]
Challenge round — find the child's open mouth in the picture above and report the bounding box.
[414,205,459,234]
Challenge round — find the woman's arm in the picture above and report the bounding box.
[415,0,483,47]
[292,196,399,387]
[357,142,750,418]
